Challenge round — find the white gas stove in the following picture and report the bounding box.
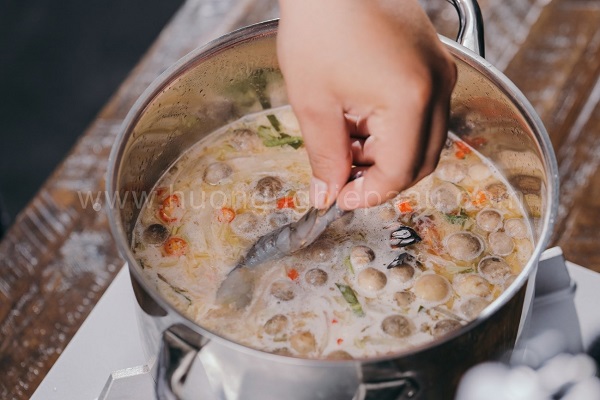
[31,247,600,400]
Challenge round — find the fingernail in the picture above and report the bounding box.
[349,168,364,181]
[310,177,329,209]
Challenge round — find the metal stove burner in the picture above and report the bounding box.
[98,364,156,400]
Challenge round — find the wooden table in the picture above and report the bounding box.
[1,0,599,397]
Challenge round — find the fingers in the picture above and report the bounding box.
[345,114,370,138]
[350,137,376,166]
[337,74,440,209]
[338,113,426,209]
[414,98,451,183]
[293,101,352,209]
[337,60,455,210]
[414,62,456,183]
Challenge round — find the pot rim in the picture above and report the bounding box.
[106,19,559,366]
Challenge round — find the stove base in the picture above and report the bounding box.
[31,247,600,400]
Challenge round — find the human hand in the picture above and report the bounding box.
[277,0,457,210]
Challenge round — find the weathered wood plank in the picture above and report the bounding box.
[502,0,600,271]
[0,0,273,397]
[424,0,549,68]
[554,86,600,269]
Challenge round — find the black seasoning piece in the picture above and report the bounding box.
[387,252,416,269]
[390,226,421,249]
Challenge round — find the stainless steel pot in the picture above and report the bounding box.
[106,1,559,398]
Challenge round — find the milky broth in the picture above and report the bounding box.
[132,106,533,359]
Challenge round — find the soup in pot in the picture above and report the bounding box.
[132,106,533,359]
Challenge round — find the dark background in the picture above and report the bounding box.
[0,0,184,234]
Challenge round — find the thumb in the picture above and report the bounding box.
[294,103,352,209]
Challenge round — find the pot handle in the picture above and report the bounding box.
[448,0,485,58]
[353,376,419,400]
[156,325,205,400]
